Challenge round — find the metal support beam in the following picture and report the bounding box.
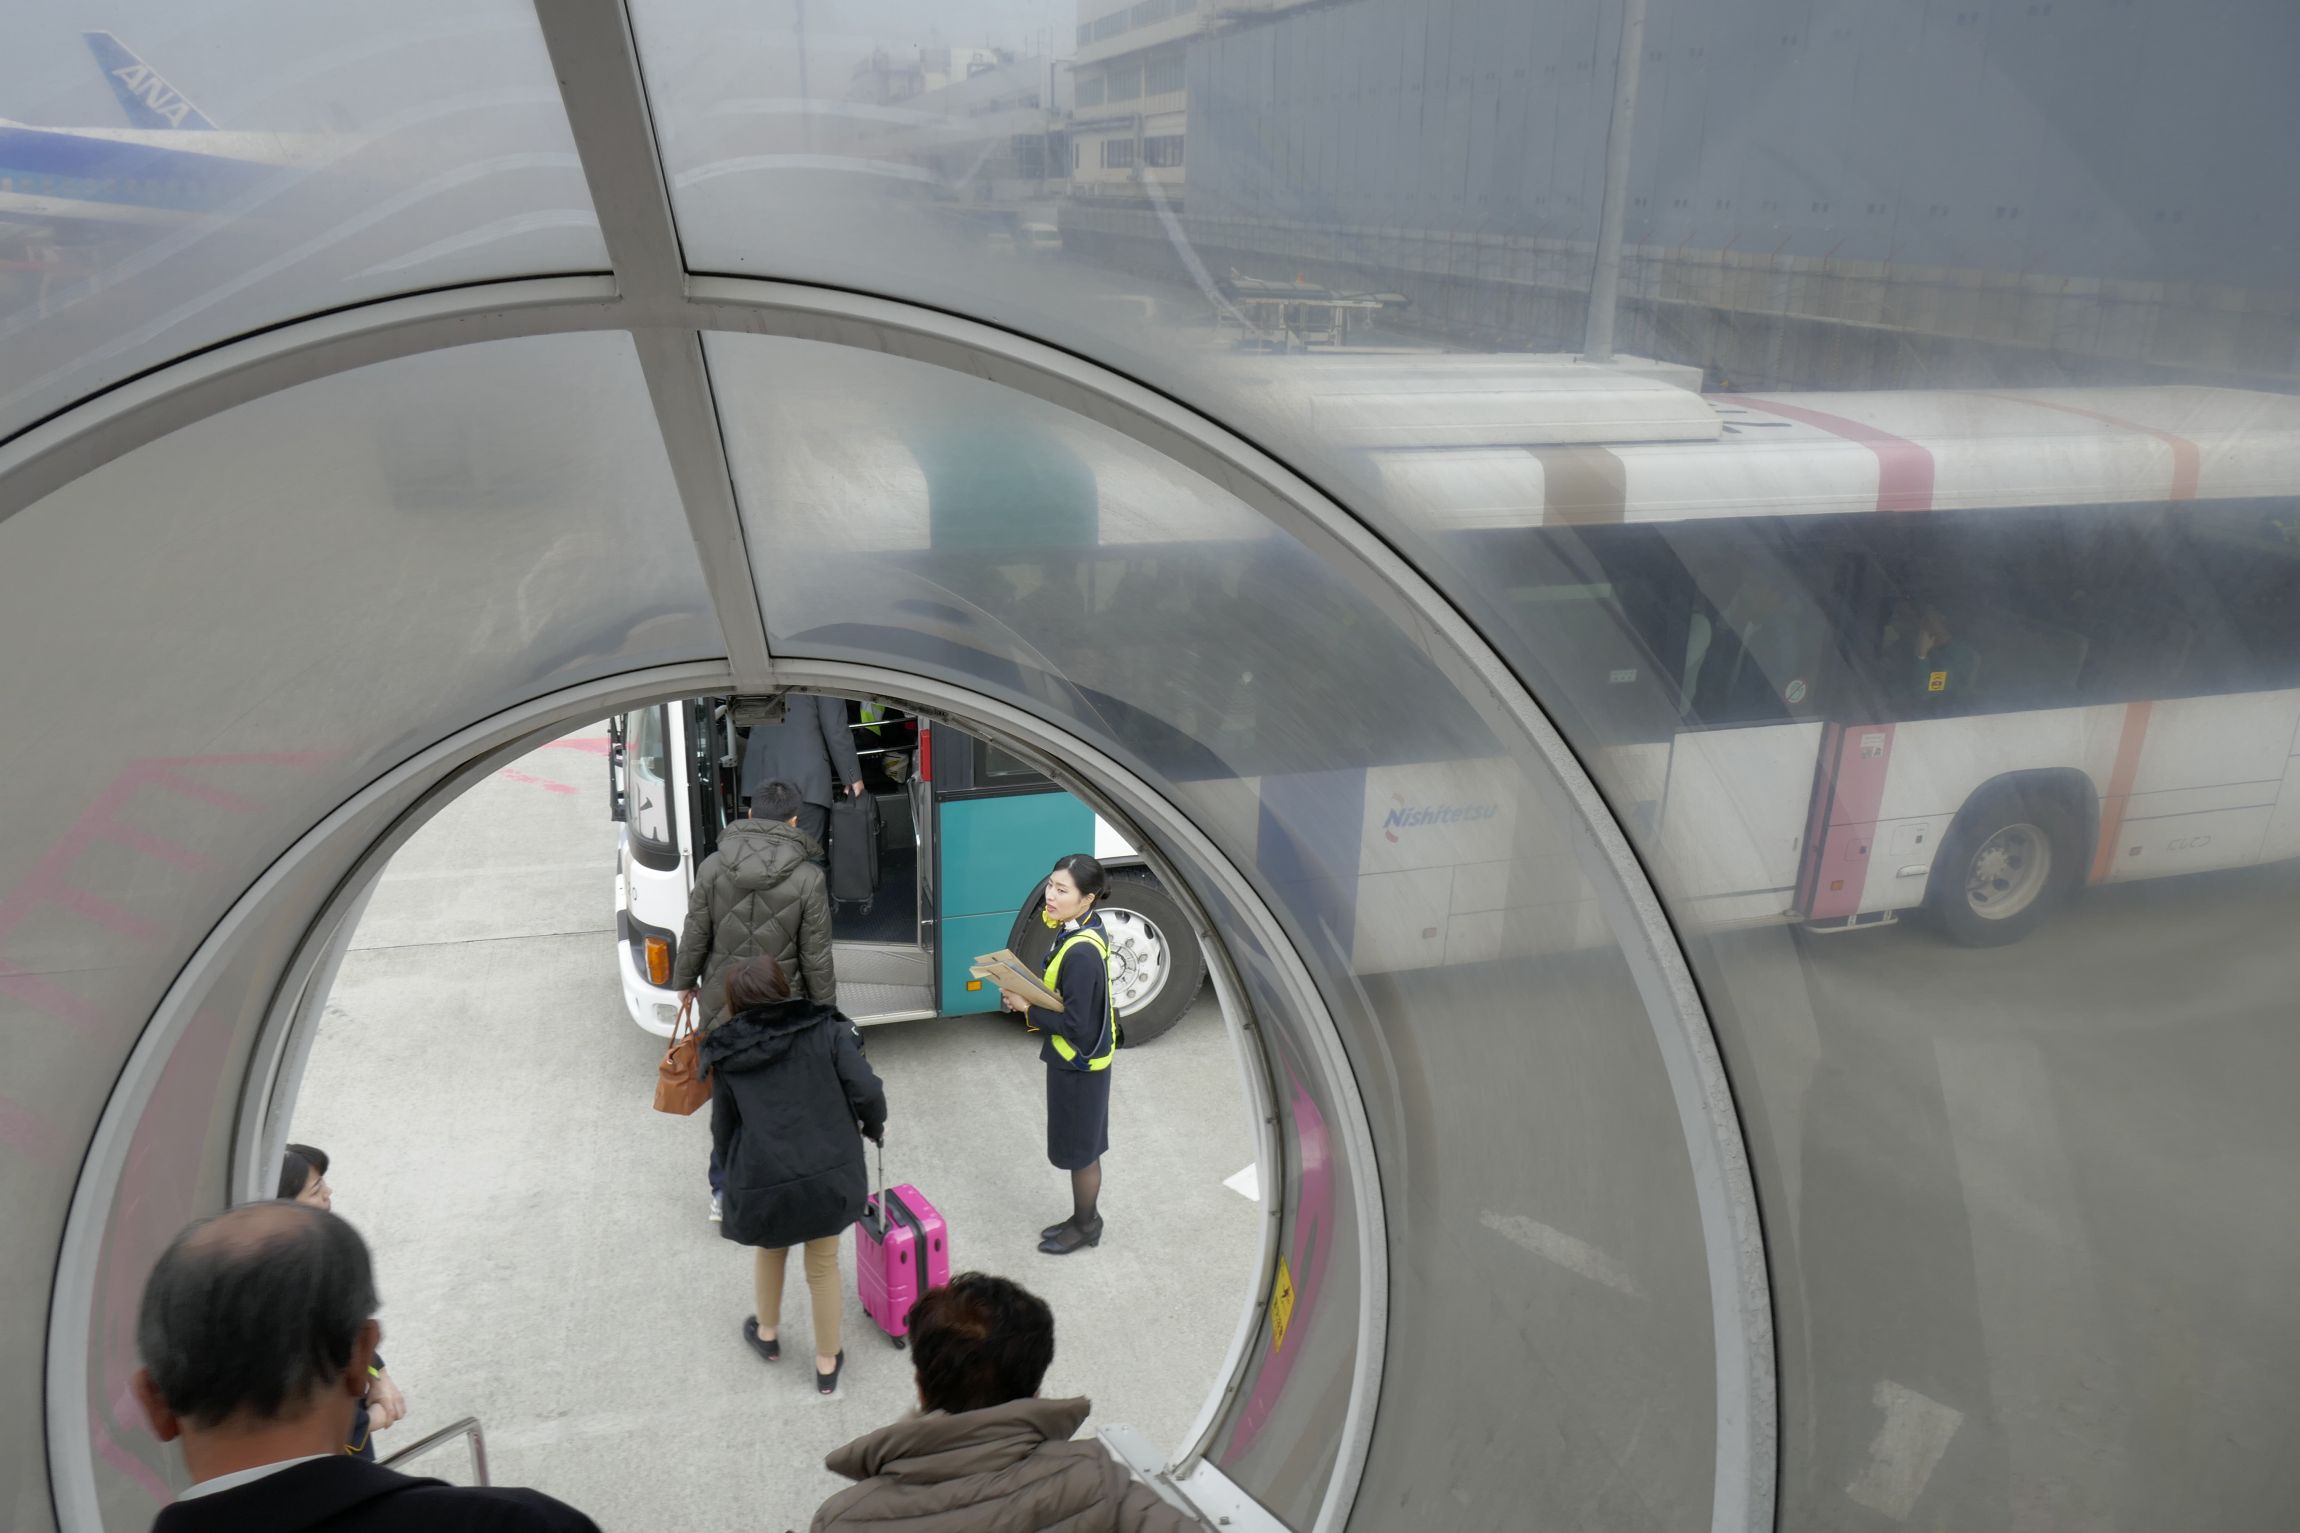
[1584,0,1648,363]
[531,0,775,688]
[628,326,776,688]
[531,0,687,319]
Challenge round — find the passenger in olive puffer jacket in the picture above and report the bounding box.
[672,778,837,1217]
[812,1273,1198,1533]
[672,778,836,1031]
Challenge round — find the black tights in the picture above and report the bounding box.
[1070,1160,1102,1225]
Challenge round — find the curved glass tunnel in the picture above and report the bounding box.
[6,1,2300,1530]
[0,321,1740,1532]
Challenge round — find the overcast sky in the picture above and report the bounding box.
[5,0,1073,129]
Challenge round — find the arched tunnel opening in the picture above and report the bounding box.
[264,691,1275,1529]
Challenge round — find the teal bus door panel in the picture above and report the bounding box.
[936,791,1094,1014]
[941,911,1030,1016]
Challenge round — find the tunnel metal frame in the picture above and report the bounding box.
[13,275,1779,1533]
[14,283,1779,1533]
[16,271,1780,1530]
[14,0,1774,1524]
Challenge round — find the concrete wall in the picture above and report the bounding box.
[1061,0,2300,389]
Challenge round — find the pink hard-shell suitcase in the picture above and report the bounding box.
[855,1142,950,1348]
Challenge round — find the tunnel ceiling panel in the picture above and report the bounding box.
[625,0,1595,552]
[0,330,714,1490]
[0,3,608,440]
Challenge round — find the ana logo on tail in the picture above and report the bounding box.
[83,31,217,132]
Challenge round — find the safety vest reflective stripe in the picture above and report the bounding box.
[1043,930,1116,1071]
[858,702,884,739]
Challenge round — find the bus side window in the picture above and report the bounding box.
[1682,566,1832,725]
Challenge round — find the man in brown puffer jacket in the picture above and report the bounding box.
[812,1274,1201,1532]
[672,778,836,1031]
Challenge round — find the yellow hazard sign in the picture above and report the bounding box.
[1927,670,1949,693]
[1269,1255,1297,1353]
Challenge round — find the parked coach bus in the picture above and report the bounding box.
[607,696,1208,1040]
[1369,381,2300,945]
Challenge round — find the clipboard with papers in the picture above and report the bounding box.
[971,949,1064,1012]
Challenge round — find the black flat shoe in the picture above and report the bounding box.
[816,1350,845,1396]
[1038,1215,1104,1255]
[743,1317,780,1363]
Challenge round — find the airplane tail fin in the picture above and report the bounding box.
[83,32,217,131]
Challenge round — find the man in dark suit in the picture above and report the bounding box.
[738,692,864,862]
[133,1201,597,1532]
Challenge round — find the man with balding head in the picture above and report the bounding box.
[134,1201,597,1531]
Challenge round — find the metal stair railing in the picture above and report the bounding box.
[376,1415,490,1485]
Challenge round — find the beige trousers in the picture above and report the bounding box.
[755,1235,843,1356]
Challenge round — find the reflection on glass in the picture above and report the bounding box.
[640,2,2300,1520]
[0,3,605,437]
[709,331,1719,1528]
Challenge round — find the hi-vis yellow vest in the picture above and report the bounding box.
[1043,927,1117,1071]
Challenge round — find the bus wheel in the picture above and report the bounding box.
[1098,874,1206,1046]
[1929,788,2075,947]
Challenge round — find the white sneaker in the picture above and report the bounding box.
[709,1193,723,1222]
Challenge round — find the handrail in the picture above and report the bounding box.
[377,1415,490,1485]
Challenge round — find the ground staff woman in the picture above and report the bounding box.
[1001,854,1118,1256]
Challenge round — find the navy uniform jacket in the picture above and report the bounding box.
[739,693,865,808]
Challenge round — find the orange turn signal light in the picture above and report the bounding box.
[965,978,983,992]
[645,936,671,986]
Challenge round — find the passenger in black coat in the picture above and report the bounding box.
[701,956,887,1393]
[135,1202,596,1533]
[154,1457,597,1533]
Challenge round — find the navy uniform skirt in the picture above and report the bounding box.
[1045,1061,1111,1171]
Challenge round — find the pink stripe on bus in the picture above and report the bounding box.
[1717,394,1937,512]
[1804,723,1897,921]
[1976,392,2201,502]
[2091,702,2155,884]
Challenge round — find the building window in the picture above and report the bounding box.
[1074,140,1082,170]
[1131,0,1173,25]
[1077,22,1091,44]
[1109,62,1143,101]
[1102,138,1138,169]
[1144,134,1185,168]
[1077,71,1105,107]
[1093,11,1126,39]
[1174,0,1195,11]
[1145,48,1185,96]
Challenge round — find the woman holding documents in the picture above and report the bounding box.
[999,853,1118,1255]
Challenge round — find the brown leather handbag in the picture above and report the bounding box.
[653,994,713,1116]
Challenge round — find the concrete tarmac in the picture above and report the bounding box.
[290,731,1260,1532]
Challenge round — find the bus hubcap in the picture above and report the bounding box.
[1100,909,1170,1017]
[1967,824,2050,919]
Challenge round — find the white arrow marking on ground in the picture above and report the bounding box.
[1479,1211,1642,1297]
[1846,1379,1963,1520]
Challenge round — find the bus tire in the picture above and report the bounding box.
[1098,873,1206,1046]
[1928,786,2078,947]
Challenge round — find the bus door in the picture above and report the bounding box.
[1657,534,1840,927]
[683,697,737,862]
[927,724,1095,1017]
[910,719,939,990]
